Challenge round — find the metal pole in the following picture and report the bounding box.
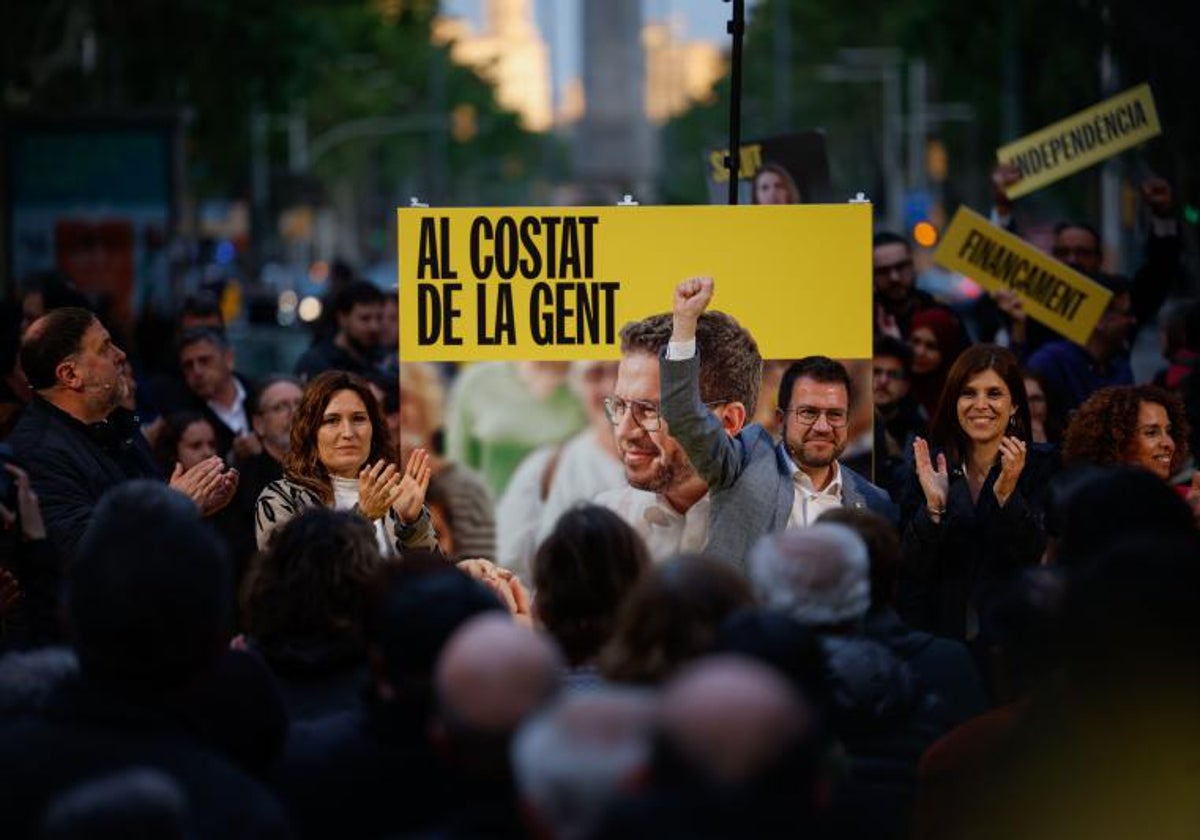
[725,0,745,205]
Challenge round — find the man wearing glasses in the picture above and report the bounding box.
[662,278,896,569]
[214,375,304,569]
[873,231,945,341]
[593,308,759,561]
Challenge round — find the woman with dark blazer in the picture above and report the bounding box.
[898,345,1059,642]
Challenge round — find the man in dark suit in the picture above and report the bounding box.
[661,277,897,569]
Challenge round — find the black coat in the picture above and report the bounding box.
[6,397,160,563]
[897,443,1059,641]
[274,698,451,839]
[0,680,289,839]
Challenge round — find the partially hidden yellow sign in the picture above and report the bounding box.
[398,204,872,361]
[934,207,1112,346]
[998,84,1161,199]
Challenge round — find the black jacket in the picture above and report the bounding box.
[823,635,949,840]
[864,607,988,727]
[0,679,289,839]
[6,397,160,563]
[897,443,1059,641]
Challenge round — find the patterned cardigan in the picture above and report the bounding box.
[254,477,439,556]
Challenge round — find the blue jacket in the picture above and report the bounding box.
[660,351,897,569]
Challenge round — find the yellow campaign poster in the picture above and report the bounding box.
[997,83,1161,199]
[934,207,1112,346]
[398,204,872,362]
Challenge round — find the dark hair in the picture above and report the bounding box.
[1053,220,1102,250]
[367,563,502,705]
[248,374,303,416]
[873,336,913,371]
[619,311,762,415]
[19,306,96,390]
[1047,465,1194,567]
[533,505,652,666]
[817,507,901,611]
[777,356,852,412]
[70,481,232,687]
[1021,368,1065,445]
[241,507,386,655]
[929,344,1030,463]
[872,231,910,251]
[175,325,229,358]
[712,610,830,712]
[152,411,215,475]
[1060,531,1200,695]
[179,293,224,327]
[600,554,753,685]
[335,280,386,315]
[1062,384,1189,475]
[284,370,394,503]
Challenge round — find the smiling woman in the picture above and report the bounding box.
[1062,385,1189,482]
[898,345,1060,643]
[254,370,439,557]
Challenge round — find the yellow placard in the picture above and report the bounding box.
[934,207,1112,346]
[998,83,1161,199]
[398,204,871,361]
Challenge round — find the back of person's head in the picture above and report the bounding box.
[654,655,825,813]
[69,481,232,688]
[512,687,657,840]
[368,559,504,708]
[817,508,901,612]
[747,523,870,629]
[436,614,563,734]
[533,505,652,666]
[619,312,762,414]
[1059,530,1200,703]
[40,768,189,840]
[1046,465,1194,567]
[241,506,385,655]
[334,279,385,315]
[982,567,1069,702]
[19,306,96,390]
[712,610,830,714]
[599,554,754,686]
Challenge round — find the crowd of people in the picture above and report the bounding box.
[0,168,1197,838]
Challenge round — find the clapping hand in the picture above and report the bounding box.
[169,456,238,516]
[392,448,432,524]
[358,459,402,520]
[913,437,949,512]
[457,558,533,627]
[993,436,1027,507]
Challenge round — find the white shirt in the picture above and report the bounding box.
[595,486,710,563]
[535,431,626,546]
[209,377,250,437]
[785,457,844,528]
[331,475,393,557]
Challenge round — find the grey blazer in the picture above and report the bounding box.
[660,351,897,568]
